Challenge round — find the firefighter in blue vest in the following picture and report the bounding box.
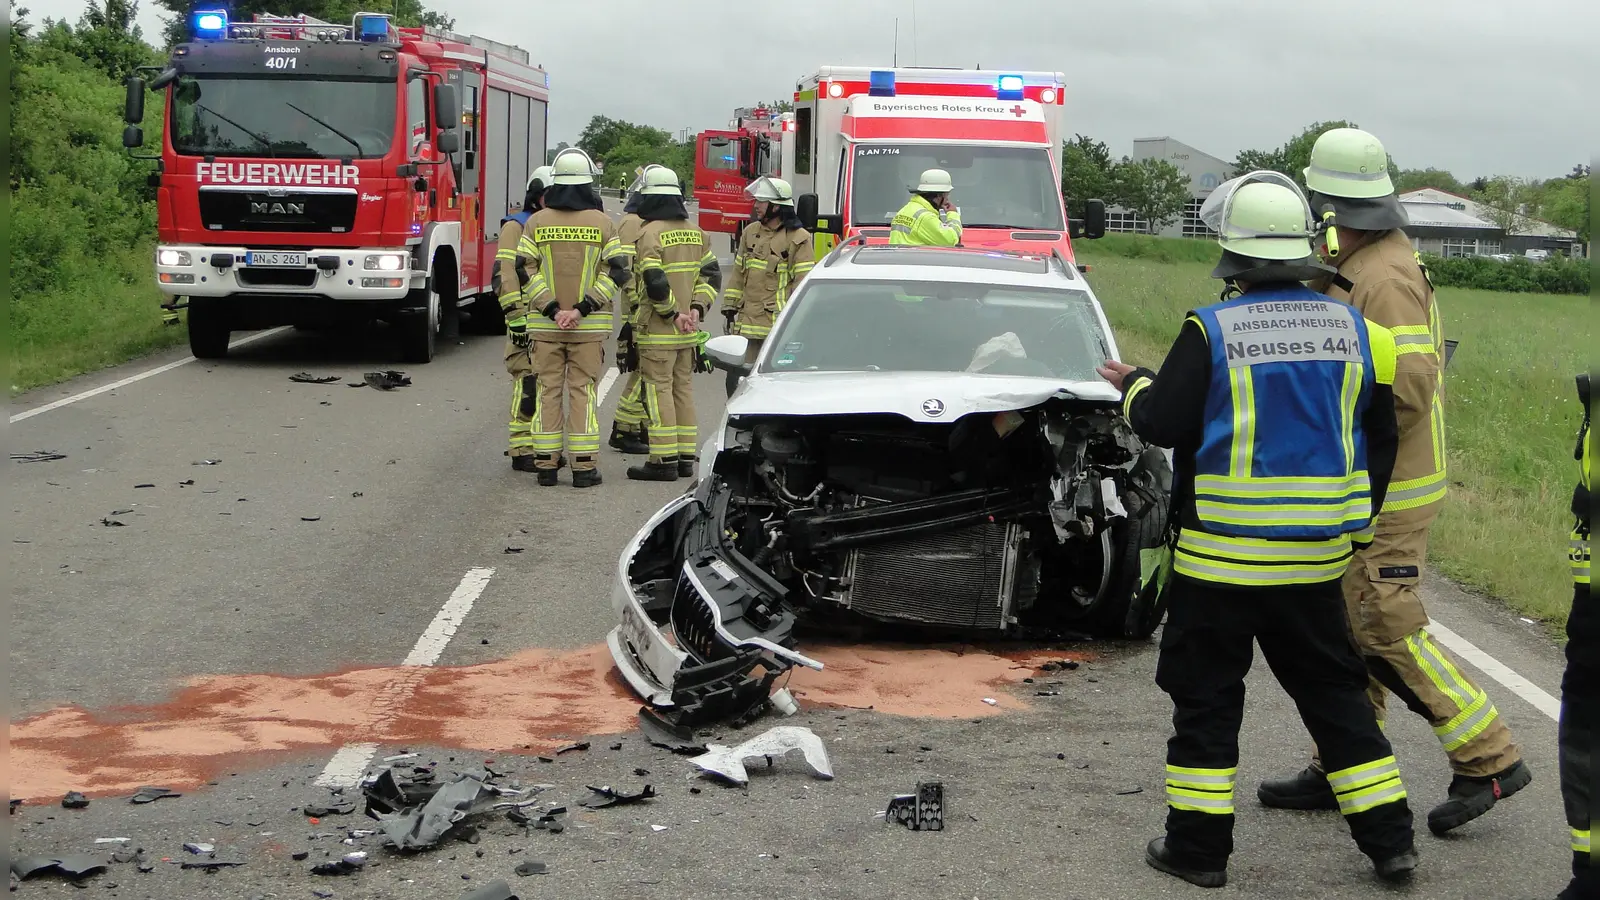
[497,165,555,471]
[1096,171,1416,888]
[1559,372,1594,900]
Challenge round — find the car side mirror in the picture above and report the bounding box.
[123,76,146,124]
[433,83,459,130]
[435,130,460,155]
[704,334,751,374]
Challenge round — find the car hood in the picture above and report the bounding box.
[725,371,1121,423]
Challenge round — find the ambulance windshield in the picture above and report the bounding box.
[170,75,398,159]
[850,144,1066,231]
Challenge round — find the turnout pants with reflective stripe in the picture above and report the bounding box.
[614,370,647,435]
[1157,576,1413,870]
[1314,524,1521,778]
[505,339,536,458]
[639,347,697,464]
[1562,583,1597,890]
[531,340,602,471]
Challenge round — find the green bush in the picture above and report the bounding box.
[1074,233,1219,265]
[1420,252,1589,295]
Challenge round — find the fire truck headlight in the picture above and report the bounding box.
[158,249,192,267]
[364,253,406,272]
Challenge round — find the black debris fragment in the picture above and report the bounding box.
[291,851,310,862]
[61,791,90,809]
[133,483,156,489]
[313,891,335,899]
[100,518,126,527]
[11,450,68,463]
[301,516,322,523]
[110,508,134,516]
[179,479,195,486]
[10,855,108,881]
[10,799,22,814]
[192,459,222,466]
[180,855,244,870]
[129,786,179,804]
[514,860,548,876]
[290,373,342,384]
[556,741,590,755]
[1039,659,1080,672]
[506,809,531,827]
[1116,786,1144,796]
[504,546,524,554]
[578,784,655,810]
[182,842,214,854]
[637,708,708,755]
[302,802,355,818]
[372,772,499,851]
[885,781,944,831]
[460,879,520,900]
[632,768,650,777]
[609,742,623,751]
[109,848,142,866]
[310,852,366,876]
[352,492,363,497]
[361,370,412,390]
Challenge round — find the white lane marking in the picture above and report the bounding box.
[313,567,495,788]
[596,367,618,405]
[9,327,292,423]
[1427,617,1561,722]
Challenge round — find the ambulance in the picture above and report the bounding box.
[786,67,1105,260]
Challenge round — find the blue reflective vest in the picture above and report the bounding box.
[503,210,533,228]
[1175,285,1397,587]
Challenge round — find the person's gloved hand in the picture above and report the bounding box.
[506,315,531,348]
[722,308,737,329]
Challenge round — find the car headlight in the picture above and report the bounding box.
[158,249,191,267]
[364,253,406,271]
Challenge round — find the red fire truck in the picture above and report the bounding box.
[692,106,793,249]
[122,10,549,363]
[785,66,1105,261]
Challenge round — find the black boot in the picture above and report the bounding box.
[1144,837,1226,888]
[511,455,538,472]
[571,468,603,489]
[628,458,680,482]
[677,457,696,479]
[1372,846,1419,883]
[536,468,559,487]
[609,426,650,455]
[1427,759,1532,835]
[1256,765,1338,811]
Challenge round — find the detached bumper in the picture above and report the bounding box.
[155,244,424,301]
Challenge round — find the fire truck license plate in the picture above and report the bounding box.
[246,251,307,268]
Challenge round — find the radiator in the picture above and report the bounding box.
[843,522,1028,631]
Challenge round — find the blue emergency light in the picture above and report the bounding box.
[191,9,227,39]
[354,13,391,42]
[868,70,896,97]
[997,75,1024,100]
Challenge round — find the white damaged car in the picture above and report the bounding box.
[608,243,1173,725]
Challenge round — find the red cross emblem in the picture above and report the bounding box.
[1010,105,1027,118]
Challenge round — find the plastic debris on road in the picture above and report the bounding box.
[290,373,342,384]
[688,726,835,786]
[578,784,655,809]
[311,852,367,876]
[513,860,548,876]
[129,786,180,804]
[460,879,520,900]
[370,771,500,851]
[11,450,68,463]
[61,791,90,809]
[10,854,108,881]
[770,688,800,717]
[361,370,412,390]
[886,781,945,831]
[637,708,708,755]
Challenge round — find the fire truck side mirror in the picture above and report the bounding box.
[435,130,460,155]
[433,84,459,131]
[123,125,144,149]
[123,76,146,124]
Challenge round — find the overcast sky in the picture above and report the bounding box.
[30,0,1596,179]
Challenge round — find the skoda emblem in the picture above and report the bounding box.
[920,398,946,417]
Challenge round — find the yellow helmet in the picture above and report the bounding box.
[1200,170,1314,262]
[1304,128,1395,200]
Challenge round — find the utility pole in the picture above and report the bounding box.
[893,18,898,67]
[911,0,918,66]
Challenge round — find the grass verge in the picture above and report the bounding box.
[1078,239,1586,624]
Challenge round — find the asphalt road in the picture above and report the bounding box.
[7,214,1580,899]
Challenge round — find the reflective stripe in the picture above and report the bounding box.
[1572,531,1590,585]
[1308,163,1390,183]
[1122,376,1152,418]
[1384,471,1448,510]
[1193,497,1372,528]
[1405,628,1479,711]
[1178,531,1353,560]
[1326,756,1407,816]
[1164,765,1236,787]
[1390,325,1436,355]
[1433,690,1500,751]
[1174,530,1352,586]
[1165,765,1235,815]
[528,312,614,333]
[1340,359,1359,470]
[1574,828,1592,854]
[1227,367,1254,477]
[1194,473,1371,498]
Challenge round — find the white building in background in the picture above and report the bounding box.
[1106,137,1234,238]
[1398,188,1583,258]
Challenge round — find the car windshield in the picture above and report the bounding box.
[850,144,1066,231]
[170,76,397,159]
[759,279,1110,380]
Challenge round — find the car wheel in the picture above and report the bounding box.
[1091,515,1166,640]
[397,287,437,364]
[187,299,231,360]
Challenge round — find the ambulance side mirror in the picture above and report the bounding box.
[1069,198,1107,241]
[798,194,842,236]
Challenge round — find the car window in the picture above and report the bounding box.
[760,279,1109,381]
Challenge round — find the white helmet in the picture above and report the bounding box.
[1199,170,1315,262]
[551,148,597,185]
[526,165,554,191]
[639,166,682,196]
[628,163,669,195]
[916,169,953,193]
[745,175,794,206]
[1304,128,1395,200]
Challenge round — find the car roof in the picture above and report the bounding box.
[807,244,1086,291]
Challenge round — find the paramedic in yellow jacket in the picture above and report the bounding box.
[1256,128,1530,834]
[627,167,720,482]
[497,165,553,471]
[511,148,628,488]
[609,165,666,457]
[889,169,962,247]
[719,176,813,396]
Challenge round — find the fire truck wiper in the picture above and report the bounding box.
[193,103,275,156]
[285,102,364,158]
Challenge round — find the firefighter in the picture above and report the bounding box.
[626,166,720,482]
[1096,171,1416,887]
[888,169,961,247]
[1559,372,1593,900]
[719,176,814,396]
[1256,127,1531,833]
[497,165,556,471]
[511,148,628,487]
[609,165,667,456]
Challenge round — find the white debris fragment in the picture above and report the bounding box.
[650,825,668,833]
[981,698,999,706]
[689,726,835,786]
[94,838,131,844]
[770,688,800,717]
[383,753,420,762]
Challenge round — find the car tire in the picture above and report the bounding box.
[1093,515,1166,640]
[187,299,231,360]
[397,287,437,364]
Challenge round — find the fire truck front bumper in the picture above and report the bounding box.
[155,245,425,302]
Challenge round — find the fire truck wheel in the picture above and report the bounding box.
[187,299,232,360]
[397,287,438,364]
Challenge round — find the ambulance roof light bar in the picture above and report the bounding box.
[868,70,895,97]
[997,74,1024,100]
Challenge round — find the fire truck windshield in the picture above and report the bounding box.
[170,75,397,160]
[850,144,1066,232]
